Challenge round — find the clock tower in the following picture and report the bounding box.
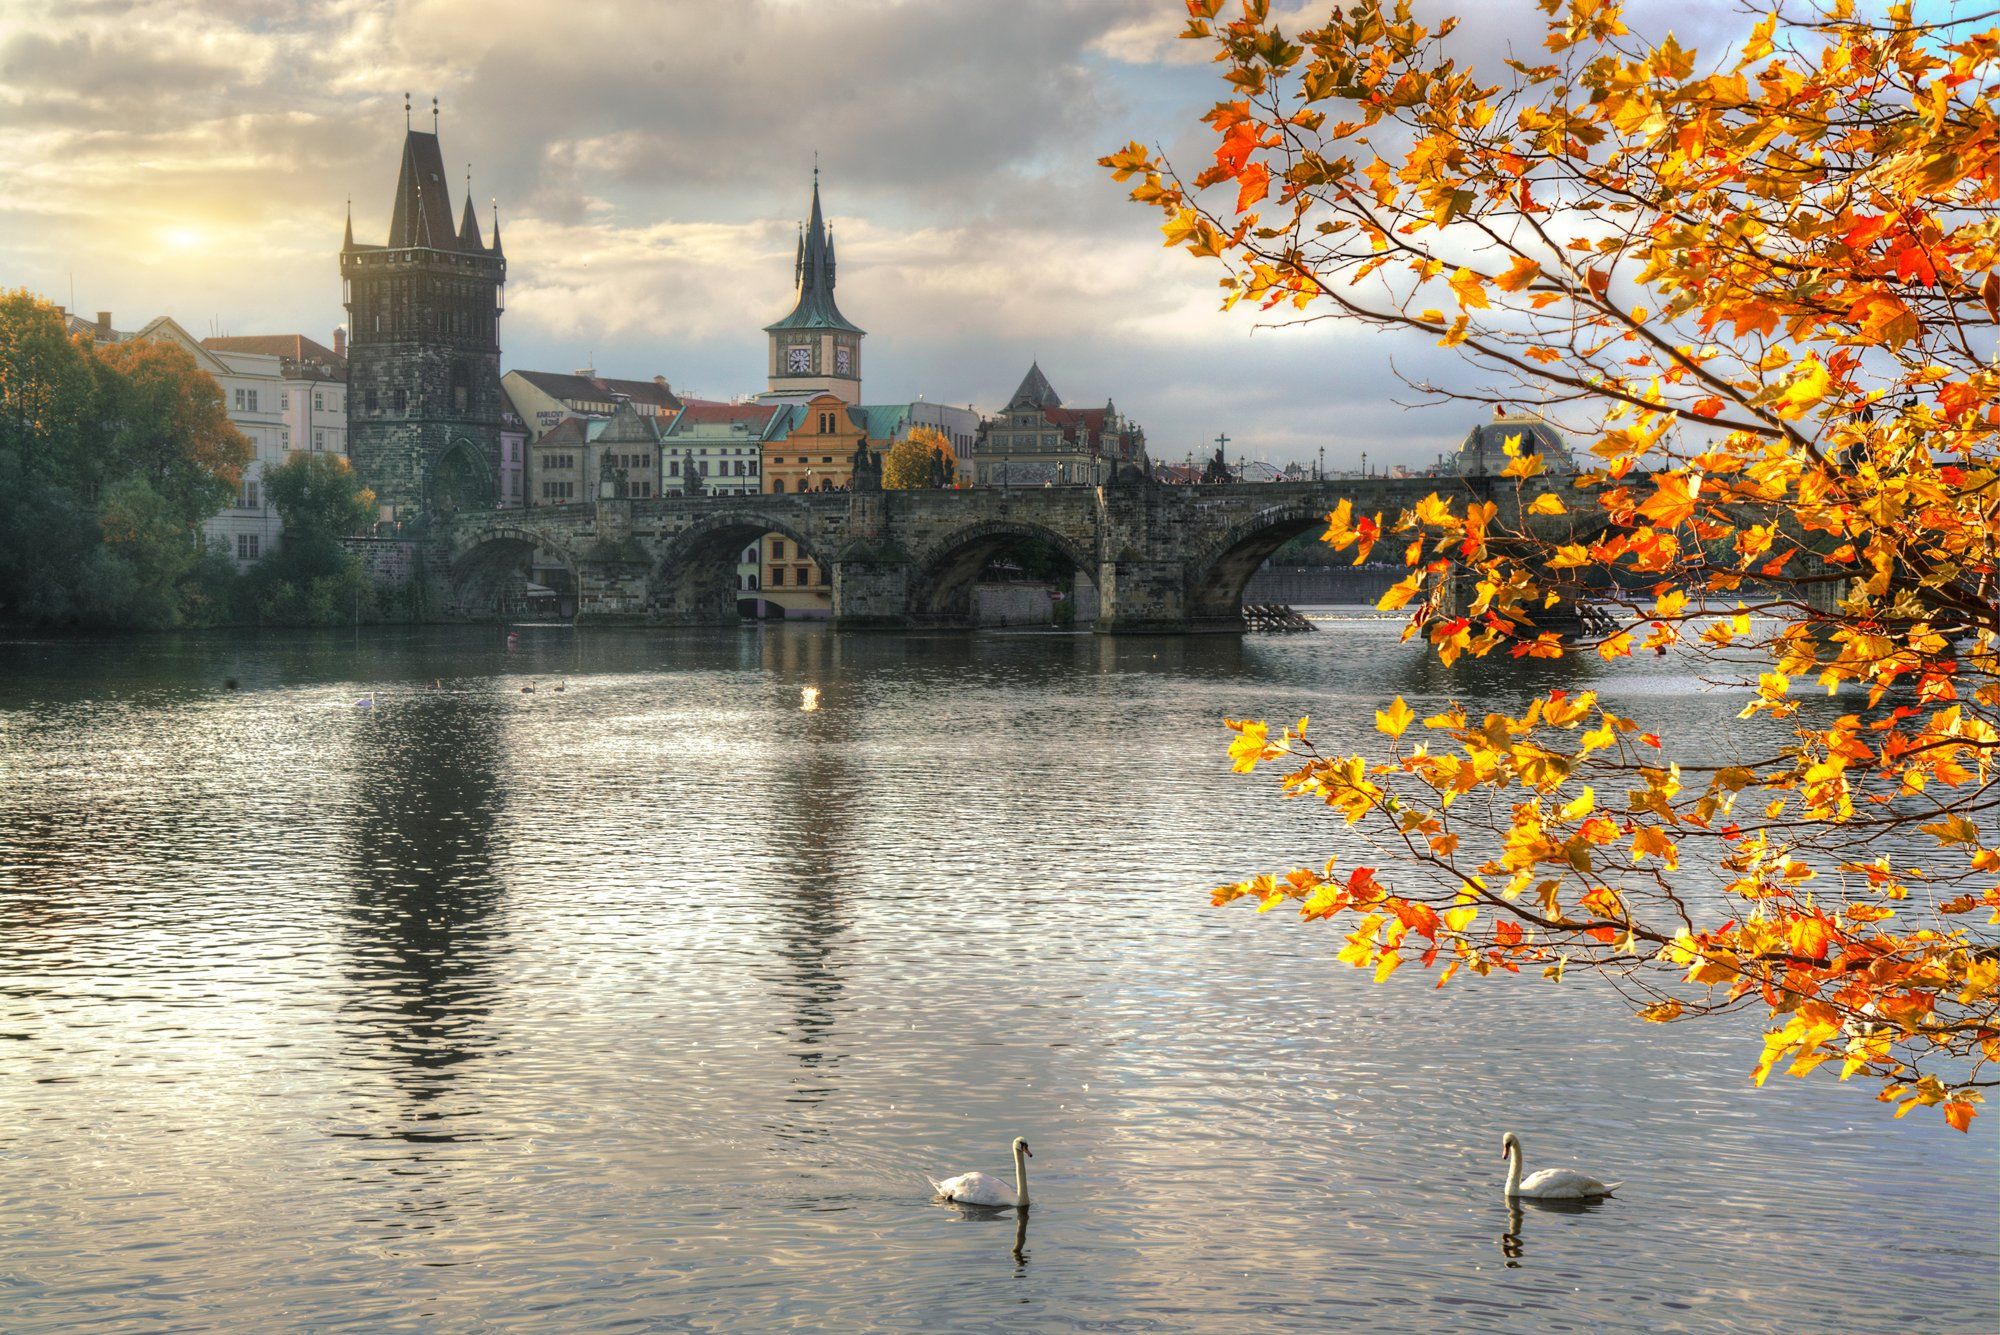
[763,171,863,404]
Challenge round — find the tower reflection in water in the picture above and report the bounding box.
[758,631,855,1153]
[334,686,511,1236]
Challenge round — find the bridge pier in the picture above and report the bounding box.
[831,555,912,629]
[1095,559,1191,633]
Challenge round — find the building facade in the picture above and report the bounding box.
[762,175,864,405]
[859,401,980,485]
[759,392,882,617]
[341,122,506,527]
[972,363,1146,486]
[203,333,348,461]
[660,401,783,498]
[122,317,287,567]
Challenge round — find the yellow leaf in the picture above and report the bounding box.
[1559,786,1595,820]
[1526,491,1566,515]
[1494,255,1542,292]
[1375,696,1416,738]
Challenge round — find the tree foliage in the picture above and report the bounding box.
[0,291,250,628]
[1106,0,2000,1129]
[242,451,375,625]
[882,425,956,489]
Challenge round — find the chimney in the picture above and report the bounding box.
[333,326,346,358]
[96,311,112,340]
[574,366,596,379]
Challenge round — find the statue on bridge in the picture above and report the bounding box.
[851,438,881,492]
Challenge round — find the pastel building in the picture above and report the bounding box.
[123,317,287,566]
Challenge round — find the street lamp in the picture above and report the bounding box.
[1317,445,1324,481]
[1361,450,1369,478]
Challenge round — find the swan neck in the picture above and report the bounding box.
[1013,1143,1031,1208]
[1504,1143,1523,1197]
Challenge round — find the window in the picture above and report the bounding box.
[239,480,259,509]
[366,388,378,412]
[236,533,259,560]
[748,459,758,475]
[745,572,759,590]
[281,430,290,447]
[699,461,709,476]
[246,391,258,412]
[668,459,679,477]
[234,389,246,410]
[795,565,810,585]
[772,477,784,493]
[280,393,290,411]
[314,429,324,450]
[772,539,786,559]
[770,566,784,586]
[392,388,406,413]
[313,391,324,412]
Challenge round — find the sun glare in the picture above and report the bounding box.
[161,227,203,251]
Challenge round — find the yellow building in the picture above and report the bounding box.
[759,392,882,617]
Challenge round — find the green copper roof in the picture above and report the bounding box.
[764,175,864,335]
[856,404,910,440]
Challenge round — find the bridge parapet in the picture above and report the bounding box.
[413,472,1587,632]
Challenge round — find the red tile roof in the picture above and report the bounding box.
[513,369,681,410]
[202,334,347,380]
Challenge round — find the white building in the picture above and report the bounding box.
[203,333,348,462]
[126,317,287,567]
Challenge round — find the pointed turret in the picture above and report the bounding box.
[342,198,354,251]
[387,128,458,249]
[458,191,484,251]
[491,199,504,258]
[1006,362,1063,412]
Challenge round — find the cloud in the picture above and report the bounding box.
[0,0,1774,467]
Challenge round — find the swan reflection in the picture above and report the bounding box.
[1500,1194,1614,1266]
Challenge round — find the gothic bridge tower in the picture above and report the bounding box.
[341,102,505,527]
[763,171,864,404]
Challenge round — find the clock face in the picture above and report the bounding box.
[787,345,812,374]
[834,345,851,376]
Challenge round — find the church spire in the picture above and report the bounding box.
[343,197,353,251]
[491,198,503,258]
[764,168,862,337]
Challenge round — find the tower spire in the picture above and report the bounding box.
[432,96,439,135]
[404,91,411,131]
[491,198,503,257]
[343,197,353,250]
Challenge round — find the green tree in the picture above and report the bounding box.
[243,452,376,625]
[0,290,96,486]
[0,292,253,628]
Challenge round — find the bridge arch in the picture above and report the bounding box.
[446,524,581,622]
[908,519,1098,627]
[1185,502,1339,629]
[650,508,829,624]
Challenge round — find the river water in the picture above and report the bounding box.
[0,621,1992,1333]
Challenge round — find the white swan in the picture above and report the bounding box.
[930,1137,1031,1208]
[1502,1131,1620,1199]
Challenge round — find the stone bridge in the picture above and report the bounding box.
[431,474,1593,632]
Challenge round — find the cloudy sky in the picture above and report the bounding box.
[1,0,1762,469]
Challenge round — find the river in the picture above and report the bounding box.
[0,620,1992,1332]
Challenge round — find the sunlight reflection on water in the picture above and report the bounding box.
[0,622,1992,1333]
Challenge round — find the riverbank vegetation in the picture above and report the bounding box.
[0,290,247,628]
[1109,1,2000,1128]
[0,291,387,631]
